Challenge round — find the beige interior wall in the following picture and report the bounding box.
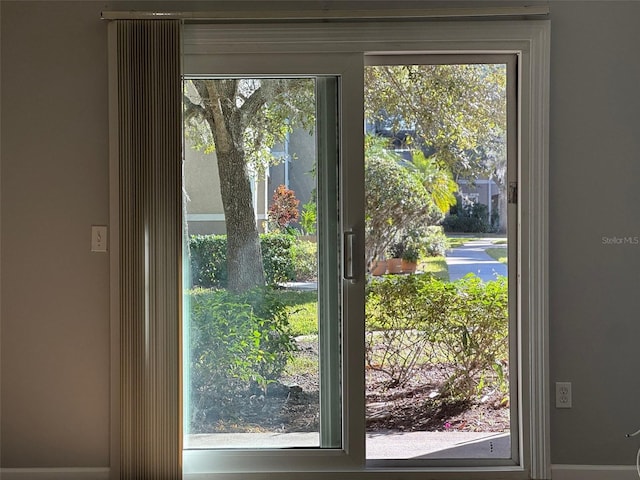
[1,1,110,468]
[548,0,640,465]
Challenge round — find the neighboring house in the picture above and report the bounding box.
[183,128,316,236]
[267,128,317,215]
[456,177,502,220]
[183,143,269,235]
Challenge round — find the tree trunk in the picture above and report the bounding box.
[216,148,266,292]
[193,79,266,293]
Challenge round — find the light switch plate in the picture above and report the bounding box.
[91,225,108,252]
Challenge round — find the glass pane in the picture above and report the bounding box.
[364,63,512,461]
[182,77,340,449]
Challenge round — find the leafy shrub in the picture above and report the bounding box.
[442,203,491,233]
[300,201,317,235]
[189,233,295,288]
[423,225,448,257]
[268,184,300,231]
[291,240,317,281]
[401,244,419,263]
[386,241,405,259]
[187,287,296,431]
[365,274,441,387]
[260,233,295,284]
[189,235,227,288]
[364,136,443,267]
[365,273,508,400]
[385,225,447,264]
[442,214,487,233]
[437,275,508,399]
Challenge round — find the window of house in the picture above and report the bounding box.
[180,18,549,479]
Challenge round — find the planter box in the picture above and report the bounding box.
[387,258,403,274]
[401,260,418,273]
[370,260,388,276]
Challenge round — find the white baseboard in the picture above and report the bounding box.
[552,464,638,480]
[0,467,110,480]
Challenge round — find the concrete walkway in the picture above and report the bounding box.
[445,238,507,281]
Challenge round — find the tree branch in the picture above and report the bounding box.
[190,79,236,154]
[239,80,285,128]
[183,94,205,124]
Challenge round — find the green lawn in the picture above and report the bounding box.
[273,291,319,377]
[275,253,453,337]
[422,256,449,281]
[276,255,450,337]
[485,247,508,264]
[446,236,479,249]
[275,290,318,335]
[284,347,319,376]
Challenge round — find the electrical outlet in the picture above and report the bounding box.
[556,381,572,408]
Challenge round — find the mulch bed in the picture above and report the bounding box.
[195,356,509,435]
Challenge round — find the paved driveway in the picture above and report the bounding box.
[445,239,507,282]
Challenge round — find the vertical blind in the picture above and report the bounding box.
[113,19,182,479]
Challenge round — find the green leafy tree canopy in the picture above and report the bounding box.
[365,136,442,268]
[365,64,506,179]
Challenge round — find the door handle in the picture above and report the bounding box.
[343,231,355,281]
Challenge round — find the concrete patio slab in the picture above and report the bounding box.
[185,431,511,460]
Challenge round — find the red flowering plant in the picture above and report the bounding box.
[268,185,300,233]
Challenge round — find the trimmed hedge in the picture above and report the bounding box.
[291,240,318,282]
[442,203,491,233]
[189,233,295,288]
[189,235,227,288]
[261,233,296,285]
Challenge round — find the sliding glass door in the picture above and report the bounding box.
[183,75,342,450]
